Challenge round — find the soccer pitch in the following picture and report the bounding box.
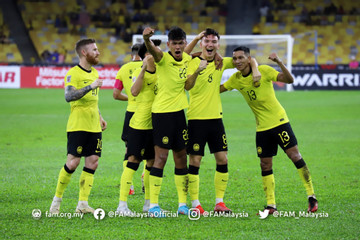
[1,89,359,239]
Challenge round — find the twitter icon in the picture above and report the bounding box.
[258,209,270,219]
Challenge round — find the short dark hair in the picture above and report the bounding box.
[138,39,162,60]
[168,26,186,41]
[204,28,220,40]
[75,38,96,56]
[131,44,141,55]
[233,46,250,56]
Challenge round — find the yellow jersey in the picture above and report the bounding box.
[152,52,192,113]
[115,61,142,112]
[129,68,157,130]
[223,65,289,131]
[187,57,234,120]
[64,65,101,132]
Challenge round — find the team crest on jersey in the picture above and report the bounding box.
[77,146,83,154]
[162,136,169,145]
[257,146,262,155]
[141,148,145,156]
[67,75,72,83]
[193,144,200,152]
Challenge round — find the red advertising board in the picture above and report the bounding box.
[1,66,358,90]
[20,66,119,89]
[0,66,21,88]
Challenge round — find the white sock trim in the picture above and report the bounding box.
[149,203,159,209]
[178,203,186,208]
[192,200,201,208]
[215,198,223,204]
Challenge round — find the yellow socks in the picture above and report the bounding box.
[119,161,139,201]
[214,164,229,200]
[295,159,315,196]
[149,167,163,206]
[79,167,95,201]
[188,165,200,204]
[189,174,199,201]
[55,164,74,198]
[174,168,188,204]
[262,170,276,207]
[144,166,151,200]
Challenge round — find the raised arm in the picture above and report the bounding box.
[184,31,205,54]
[185,59,208,90]
[65,78,103,102]
[250,57,261,87]
[143,27,163,62]
[131,62,147,97]
[268,53,294,83]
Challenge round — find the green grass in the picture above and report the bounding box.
[1,89,359,239]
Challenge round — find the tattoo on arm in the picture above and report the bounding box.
[65,85,92,102]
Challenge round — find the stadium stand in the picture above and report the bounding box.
[0,7,23,63]
[0,0,358,65]
[257,0,360,65]
[16,0,226,65]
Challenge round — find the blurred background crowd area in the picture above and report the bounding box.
[0,0,359,67]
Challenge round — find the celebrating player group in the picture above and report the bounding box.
[49,26,318,218]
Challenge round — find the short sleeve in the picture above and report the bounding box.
[187,58,199,76]
[223,75,235,91]
[156,52,166,66]
[223,57,234,70]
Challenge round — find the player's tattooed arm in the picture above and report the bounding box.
[65,85,91,102]
[65,78,103,102]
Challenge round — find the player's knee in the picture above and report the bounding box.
[86,160,98,170]
[128,155,141,164]
[157,152,168,165]
[215,156,227,165]
[67,162,79,171]
[287,151,302,162]
[214,151,228,165]
[189,155,201,167]
[146,159,154,167]
[92,160,99,170]
[189,159,200,167]
[260,161,272,171]
[67,159,80,170]
[84,156,99,170]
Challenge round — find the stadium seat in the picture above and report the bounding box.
[261,0,360,64]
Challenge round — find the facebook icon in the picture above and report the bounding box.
[93,208,105,220]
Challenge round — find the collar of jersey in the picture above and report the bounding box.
[197,56,214,63]
[242,68,252,78]
[77,64,92,73]
[168,51,183,62]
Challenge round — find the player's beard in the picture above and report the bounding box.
[86,53,99,65]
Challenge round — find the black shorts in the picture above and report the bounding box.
[187,119,228,156]
[256,122,298,158]
[67,131,102,157]
[152,110,188,150]
[127,127,155,161]
[121,111,134,143]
